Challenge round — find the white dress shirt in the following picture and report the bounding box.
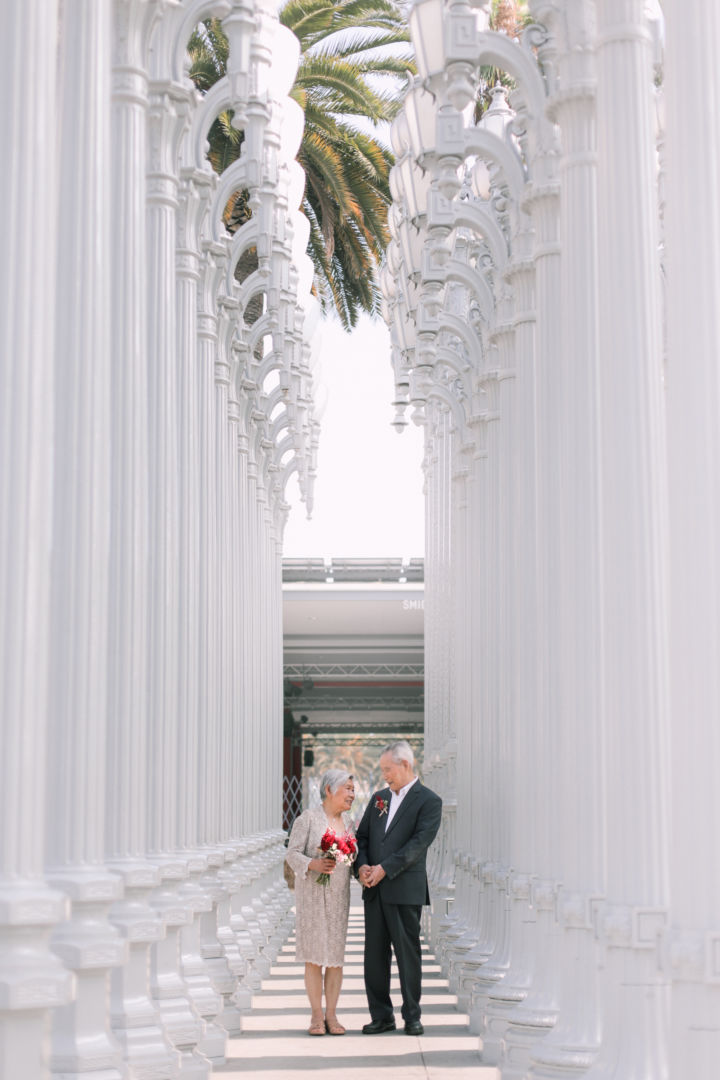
[385,776,418,831]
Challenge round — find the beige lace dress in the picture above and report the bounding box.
[286,806,355,968]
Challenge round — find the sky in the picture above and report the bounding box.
[283,313,425,559]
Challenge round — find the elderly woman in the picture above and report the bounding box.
[286,768,356,1036]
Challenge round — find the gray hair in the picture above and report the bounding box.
[380,740,415,768]
[319,769,353,800]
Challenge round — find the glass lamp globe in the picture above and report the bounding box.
[390,111,411,158]
[290,209,310,266]
[388,203,402,242]
[296,254,314,297]
[409,0,446,81]
[287,160,306,211]
[279,97,305,164]
[386,238,402,277]
[267,23,301,101]
[471,157,491,199]
[398,217,426,282]
[389,161,405,206]
[404,79,437,161]
[398,154,432,222]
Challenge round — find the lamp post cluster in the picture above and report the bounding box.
[0,1,320,1078]
[385,0,720,1075]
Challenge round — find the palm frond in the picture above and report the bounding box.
[187,0,407,330]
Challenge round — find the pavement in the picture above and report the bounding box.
[216,884,500,1079]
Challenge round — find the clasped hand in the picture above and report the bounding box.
[310,855,336,874]
[359,864,386,888]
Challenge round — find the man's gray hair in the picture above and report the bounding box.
[319,768,353,800]
[381,740,415,768]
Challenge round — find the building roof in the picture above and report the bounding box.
[282,556,424,584]
[283,558,424,735]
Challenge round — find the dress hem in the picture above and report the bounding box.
[297,958,344,968]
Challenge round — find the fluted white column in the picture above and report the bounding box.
[439,410,453,762]
[421,420,439,836]
[426,406,456,909]
[46,3,126,1074]
[0,3,74,1075]
[105,5,179,1074]
[445,398,485,991]
[176,182,227,1067]
[224,374,241,843]
[456,403,492,1013]
[590,1,670,1074]
[486,296,542,1064]
[267,500,281,833]
[450,447,471,864]
[176,182,202,864]
[664,3,720,1074]
[237,427,253,840]
[470,356,513,1046]
[195,297,240,1039]
[214,310,232,843]
[146,83,211,1079]
[270,527,285,832]
[146,83,183,869]
[529,5,605,1073]
[258,482,274,830]
[423,428,439,771]
[198,299,221,857]
[196,299,245,1039]
[430,419,465,968]
[247,458,262,836]
[479,241,537,1050]
[500,165,561,1075]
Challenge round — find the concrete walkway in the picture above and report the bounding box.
[217,887,500,1079]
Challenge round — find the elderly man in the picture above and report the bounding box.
[356,740,442,1036]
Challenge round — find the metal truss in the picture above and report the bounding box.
[283,662,424,680]
[293,694,424,712]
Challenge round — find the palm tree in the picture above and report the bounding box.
[188,1,413,330]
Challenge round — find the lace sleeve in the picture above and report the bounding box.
[286,810,314,881]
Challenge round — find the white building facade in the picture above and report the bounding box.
[1,1,318,1077]
[384,1,720,1076]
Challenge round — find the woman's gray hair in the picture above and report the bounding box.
[381,740,415,768]
[319,769,353,800]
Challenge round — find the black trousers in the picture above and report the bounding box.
[363,893,423,1023]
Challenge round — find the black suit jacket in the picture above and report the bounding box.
[356,781,442,906]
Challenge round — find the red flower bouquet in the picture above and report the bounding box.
[316,828,357,886]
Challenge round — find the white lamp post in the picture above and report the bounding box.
[409,0,482,107]
[404,78,438,165]
[409,0,447,81]
[224,0,257,108]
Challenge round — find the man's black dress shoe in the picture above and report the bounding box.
[404,1020,424,1036]
[362,1018,396,1034]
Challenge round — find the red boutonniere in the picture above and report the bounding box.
[375,796,389,816]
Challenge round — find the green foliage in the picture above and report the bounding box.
[187,0,413,331]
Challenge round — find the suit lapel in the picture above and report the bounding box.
[384,781,422,839]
